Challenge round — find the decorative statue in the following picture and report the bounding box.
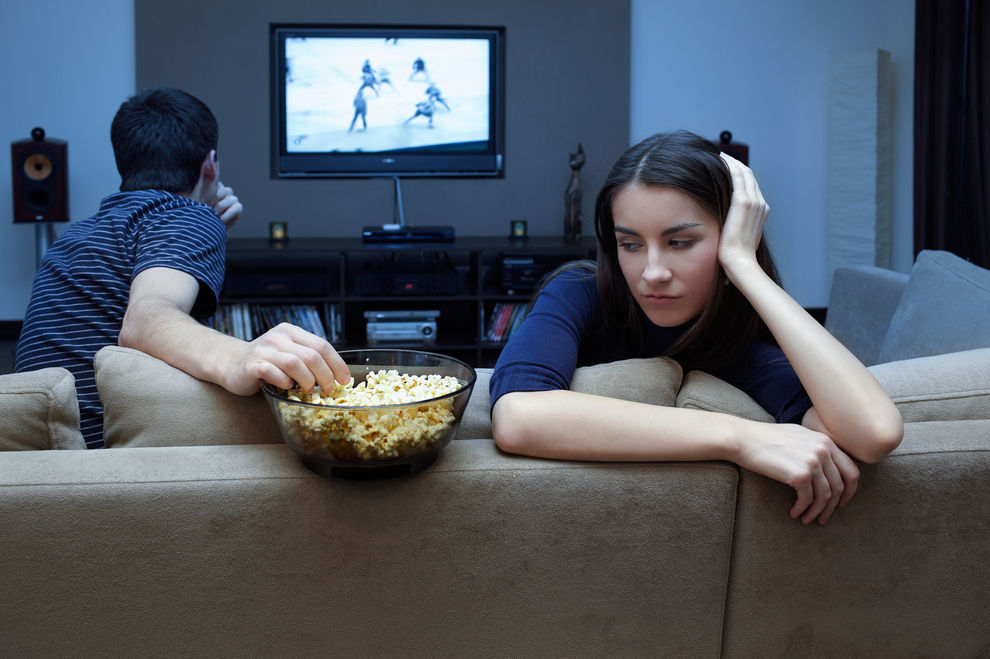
[564,142,585,241]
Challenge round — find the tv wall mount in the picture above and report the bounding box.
[362,177,455,243]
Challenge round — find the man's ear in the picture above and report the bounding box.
[199,149,218,184]
[186,150,219,204]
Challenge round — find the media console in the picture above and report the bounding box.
[221,236,597,367]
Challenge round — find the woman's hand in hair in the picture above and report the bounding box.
[733,421,860,525]
[717,153,769,276]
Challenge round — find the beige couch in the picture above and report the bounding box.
[2,256,989,657]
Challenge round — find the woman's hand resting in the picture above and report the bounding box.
[734,421,860,525]
[717,152,769,274]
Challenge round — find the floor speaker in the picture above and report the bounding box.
[717,131,749,165]
[11,127,69,223]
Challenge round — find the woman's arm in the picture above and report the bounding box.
[492,389,860,525]
[716,154,903,463]
[490,253,863,524]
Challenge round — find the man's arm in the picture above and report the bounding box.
[118,267,349,395]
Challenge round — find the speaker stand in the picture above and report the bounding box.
[35,222,57,269]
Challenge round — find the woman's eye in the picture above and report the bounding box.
[617,240,642,252]
[669,239,696,249]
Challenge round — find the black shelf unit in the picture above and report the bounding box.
[221,236,597,367]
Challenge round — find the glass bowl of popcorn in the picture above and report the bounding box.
[262,349,476,479]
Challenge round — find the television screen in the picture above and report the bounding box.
[271,24,505,178]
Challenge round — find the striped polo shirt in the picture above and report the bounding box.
[15,189,226,448]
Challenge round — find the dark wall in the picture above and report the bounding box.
[135,0,630,239]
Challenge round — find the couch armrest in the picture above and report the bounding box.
[0,367,85,450]
[826,265,909,365]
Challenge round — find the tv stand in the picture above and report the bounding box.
[221,235,597,367]
[362,176,455,243]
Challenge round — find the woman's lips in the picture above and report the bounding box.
[643,294,679,305]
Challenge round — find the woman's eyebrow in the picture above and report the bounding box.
[661,222,702,236]
[614,222,702,237]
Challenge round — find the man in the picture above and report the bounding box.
[405,97,437,128]
[349,89,368,132]
[15,88,348,448]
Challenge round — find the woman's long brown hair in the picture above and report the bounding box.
[592,130,781,371]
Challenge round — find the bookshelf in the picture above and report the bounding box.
[220,236,597,367]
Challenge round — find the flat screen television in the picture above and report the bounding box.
[271,24,505,178]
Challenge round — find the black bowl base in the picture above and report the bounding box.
[302,451,439,480]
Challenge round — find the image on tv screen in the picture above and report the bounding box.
[284,36,491,154]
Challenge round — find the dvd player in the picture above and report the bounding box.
[362,224,455,243]
[365,309,439,344]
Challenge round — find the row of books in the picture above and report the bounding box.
[212,303,337,342]
[485,302,529,343]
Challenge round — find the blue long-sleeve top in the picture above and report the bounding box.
[489,268,813,424]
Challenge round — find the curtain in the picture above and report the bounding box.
[914,0,990,267]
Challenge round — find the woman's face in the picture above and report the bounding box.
[612,182,721,328]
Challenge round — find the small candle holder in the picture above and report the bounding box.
[510,219,527,240]
[269,221,288,242]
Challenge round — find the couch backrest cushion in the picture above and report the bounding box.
[675,370,775,422]
[0,367,86,450]
[825,265,908,365]
[0,442,739,657]
[878,250,990,363]
[456,369,493,440]
[455,357,683,439]
[677,345,990,425]
[869,348,990,422]
[94,346,282,448]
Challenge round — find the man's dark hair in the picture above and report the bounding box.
[110,87,218,194]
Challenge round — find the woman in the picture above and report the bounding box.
[490,130,902,525]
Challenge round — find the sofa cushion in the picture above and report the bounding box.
[869,348,990,422]
[456,369,493,440]
[878,250,990,363]
[825,265,908,366]
[456,357,683,439]
[569,356,683,403]
[675,371,775,423]
[723,419,990,658]
[94,346,282,448]
[677,347,990,425]
[0,367,86,450]
[0,442,740,657]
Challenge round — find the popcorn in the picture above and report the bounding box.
[275,369,463,462]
